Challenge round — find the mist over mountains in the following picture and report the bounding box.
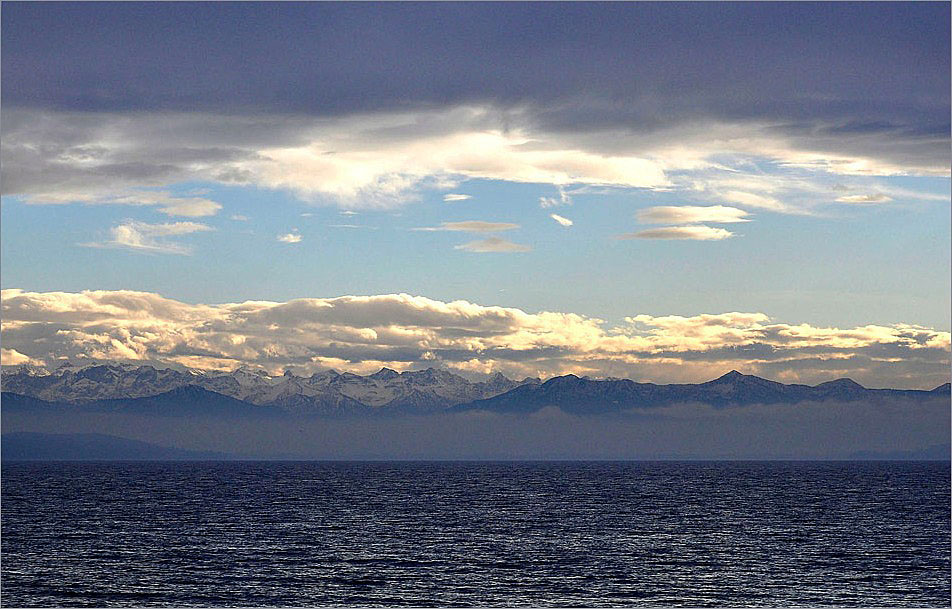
[2,362,947,418]
[1,432,231,461]
[3,363,948,460]
[454,370,950,415]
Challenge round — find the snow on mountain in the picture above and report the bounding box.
[1,363,534,413]
[2,363,51,377]
[3,363,945,417]
[1,363,197,402]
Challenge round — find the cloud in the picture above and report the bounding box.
[668,172,934,217]
[277,232,302,243]
[454,237,531,253]
[83,220,212,254]
[1,3,947,219]
[1,289,948,388]
[328,224,375,230]
[414,220,528,252]
[152,198,222,217]
[443,193,471,202]
[620,226,735,241]
[4,3,946,177]
[246,124,669,204]
[636,205,750,224]
[20,189,223,217]
[721,190,785,211]
[230,214,249,221]
[415,221,520,233]
[550,213,573,227]
[836,194,892,204]
[539,186,572,208]
[2,106,944,217]
[1,348,42,366]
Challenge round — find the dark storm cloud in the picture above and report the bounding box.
[3,3,949,208]
[3,3,948,129]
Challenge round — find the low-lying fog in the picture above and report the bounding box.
[4,397,949,460]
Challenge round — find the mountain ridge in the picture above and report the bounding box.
[451,370,946,414]
[1,362,537,415]
[2,364,946,418]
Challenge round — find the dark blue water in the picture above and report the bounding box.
[2,461,949,607]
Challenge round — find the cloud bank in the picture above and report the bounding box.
[5,4,947,168]
[2,105,946,216]
[1,3,946,224]
[2,290,948,389]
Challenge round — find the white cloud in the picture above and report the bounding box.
[83,220,213,255]
[2,107,945,216]
[550,213,573,227]
[277,232,302,243]
[620,226,735,241]
[22,190,222,217]
[443,193,472,202]
[230,214,249,221]
[669,171,912,218]
[1,348,43,366]
[414,221,520,233]
[454,237,531,253]
[636,205,750,224]
[722,190,785,211]
[1,289,948,388]
[539,185,572,208]
[244,131,668,207]
[153,198,222,217]
[836,194,892,204]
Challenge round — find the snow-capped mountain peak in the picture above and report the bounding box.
[1,362,530,414]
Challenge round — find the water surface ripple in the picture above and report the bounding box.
[2,461,949,606]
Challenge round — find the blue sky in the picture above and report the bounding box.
[1,3,949,386]
[2,175,949,329]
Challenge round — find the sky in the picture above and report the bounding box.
[1,2,949,388]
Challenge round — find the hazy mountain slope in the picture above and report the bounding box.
[84,385,284,418]
[453,370,947,414]
[1,432,232,460]
[2,386,282,419]
[4,365,947,418]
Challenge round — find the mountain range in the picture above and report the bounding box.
[452,370,950,414]
[1,363,535,416]
[2,363,948,418]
